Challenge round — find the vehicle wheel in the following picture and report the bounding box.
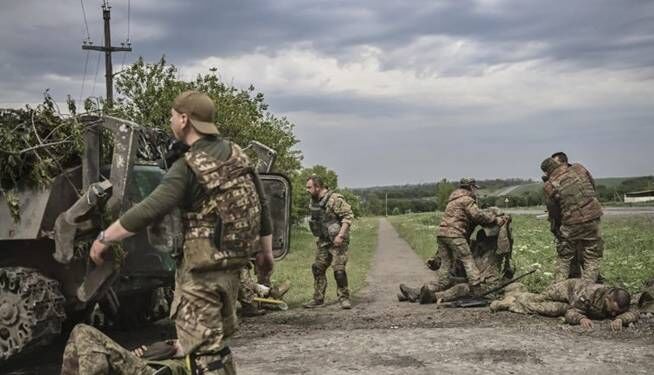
[0,267,65,361]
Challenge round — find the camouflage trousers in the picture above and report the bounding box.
[433,278,500,302]
[311,242,350,301]
[433,236,482,288]
[554,220,603,282]
[60,324,156,375]
[494,282,570,317]
[170,238,241,375]
[238,266,259,307]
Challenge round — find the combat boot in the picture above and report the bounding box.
[269,280,291,300]
[240,303,266,317]
[340,298,352,310]
[419,285,436,304]
[303,299,324,309]
[399,284,421,302]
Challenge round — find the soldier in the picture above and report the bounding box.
[400,215,513,304]
[303,175,354,310]
[550,152,599,278]
[89,91,270,374]
[238,263,290,317]
[490,279,639,331]
[541,157,603,282]
[430,178,506,293]
[61,323,187,375]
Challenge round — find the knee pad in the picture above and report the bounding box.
[334,270,348,288]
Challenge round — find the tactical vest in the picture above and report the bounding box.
[182,144,261,270]
[549,167,602,225]
[308,191,341,242]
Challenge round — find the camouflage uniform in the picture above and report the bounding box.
[427,222,510,302]
[542,158,603,282]
[238,265,260,309]
[434,187,500,288]
[61,324,189,375]
[496,279,639,326]
[308,191,354,303]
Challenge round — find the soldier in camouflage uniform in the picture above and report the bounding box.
[541,157,603,282]
[550,152,599,279]
[303,175,355,310]
[238,263,290,316]
[490,279,639,331]
[399,216,513,304]
[61,323,189,375]
[89,91,270,374]
[431,178,506,292]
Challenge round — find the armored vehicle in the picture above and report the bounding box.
[0,116,291,361]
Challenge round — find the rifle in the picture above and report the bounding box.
[441,269,536,308]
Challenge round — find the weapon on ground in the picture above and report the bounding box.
[253,297,288,311]
[442,269,536,308]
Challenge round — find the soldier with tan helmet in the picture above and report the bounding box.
[87,90,271,374]
[541,157,603,282]
[430,178,506,293]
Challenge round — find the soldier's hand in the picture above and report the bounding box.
[333,234,344,247]
[90,240,110,266]
[610,318,623,332]
[579,318,593,330]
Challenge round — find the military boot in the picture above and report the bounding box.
[240,303,266,317]
[419,285,436,304]
[303,299,324,309]
[399,284,421,302]
[269,280,291,300]
[340,298,352,310]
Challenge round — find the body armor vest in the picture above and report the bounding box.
[308,191,341,242]
[549,167,602,225]
[183,144,261,268]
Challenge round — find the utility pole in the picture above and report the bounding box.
[385,192,388,216]
[80,1,131,189]
[81,1,131,108]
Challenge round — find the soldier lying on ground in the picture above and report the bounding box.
[238,263,290,317]
[490,279,639,331]
[399,212,513,304]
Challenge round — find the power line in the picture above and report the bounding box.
[80,50,91,103]
[91,51,102,97]
[79,0,91,41]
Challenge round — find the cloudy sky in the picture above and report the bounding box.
[1,1,653,187]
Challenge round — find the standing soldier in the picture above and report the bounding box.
[550,152,599,278]
[541,157,603,282]
[432,178,506,292]
[303,175,354,310]
[88,90,268,374]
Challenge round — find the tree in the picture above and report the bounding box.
[112,57,302,175]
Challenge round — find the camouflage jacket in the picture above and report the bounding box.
[309,191,354,245]
[544,165,602,227]
[552,280,640,325]
[471,239,503,284]
[570,163,596,191]
[437,189,497,238]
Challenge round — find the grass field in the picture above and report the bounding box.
[388,213,654,292]
[271,217,379,308]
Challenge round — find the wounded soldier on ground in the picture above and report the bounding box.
[490,278,639,331]
[238,263,290,317]
[398,208,514,305]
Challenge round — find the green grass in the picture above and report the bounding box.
[388,213,654,293]
[271,217,379,308]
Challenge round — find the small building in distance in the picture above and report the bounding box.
[624,190,654,203]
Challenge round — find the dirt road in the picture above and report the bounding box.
[3,218,653,374]
[233,219,654,374]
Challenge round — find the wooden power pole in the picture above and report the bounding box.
[81,1,131,108]
[80,1,131,189]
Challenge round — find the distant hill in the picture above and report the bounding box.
[351,176,654,215]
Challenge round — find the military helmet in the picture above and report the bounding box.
[540,157,560,175]
[459,177,480,188]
